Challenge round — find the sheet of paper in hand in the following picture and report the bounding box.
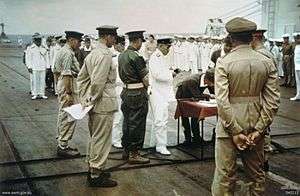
[197,99,217,108]
[63,104,93,122]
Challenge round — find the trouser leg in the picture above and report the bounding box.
[240,138,265,196]
[212,137,238,196]
[283,63,288,84]
[295,70,300,98]
[32,70,38,96]
[112,108,123,145]
[56,94,78,148]
[29,73,33,94]
[121,89,148,152]
[191,117,201,141]
[182,117,191,142]
[264,132,271,162]
[38,70,46,96]
[88,112,113,172]
[153,101,168,148]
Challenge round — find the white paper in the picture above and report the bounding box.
[197,100,217,108]
[63,104,93,121]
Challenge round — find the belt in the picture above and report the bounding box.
[124,83,144,89]
[229,96,260,104]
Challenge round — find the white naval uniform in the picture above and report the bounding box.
[270,45,283,77]
[25,47,33,94]
[149,49,175,150]
[111,48,123,147]
[174,41,190,72]
[196,42,202,71]
[187,42,199,74]
[292,45,300,100]
[26,43,47,97]
[50,44,62,93]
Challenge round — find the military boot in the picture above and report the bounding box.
[122,150,129,160]
[128,150,150,164]
[57,146,80,158]
[87,173,117,188]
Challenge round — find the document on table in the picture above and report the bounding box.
[197,100,217,108]
[63,104,93,121]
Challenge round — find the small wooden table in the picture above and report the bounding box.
[174,99,218,159]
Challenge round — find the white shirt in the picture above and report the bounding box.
[25,43,47,71]
[149,49,174,102]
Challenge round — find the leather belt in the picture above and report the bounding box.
[124,83,144,89]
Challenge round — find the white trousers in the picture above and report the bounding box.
[29,73,33,94]
[112,87,123,145]
[149,95,169,148]
[32,70,46,96]
[278,61,284,77]
[294,70,300,99]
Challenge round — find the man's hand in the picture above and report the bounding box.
[28,68,32,73]
[82,97,93,108]
[64,94,74,107]
[232,133,251,151]
[247,131,262,146]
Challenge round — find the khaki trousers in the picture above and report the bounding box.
[212,137,265,196]
[56,93,78,148]
[87,112,114,172]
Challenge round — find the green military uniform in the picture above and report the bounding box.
[118,33,149,155]
[54,43,81,149]
[212,17,280,196]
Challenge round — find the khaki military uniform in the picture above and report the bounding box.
[212,45,280,196]
[54,44,80,148]
[77,43,118,172]
[282,42,293,85]
[255,45,277,163]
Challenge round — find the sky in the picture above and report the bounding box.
[0,0,262,35]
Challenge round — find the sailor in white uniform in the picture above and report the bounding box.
[149,37,175,155]
[25,33,48,100]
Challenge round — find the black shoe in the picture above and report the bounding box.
[280,83,287,87]
[263,161,269,172]
[122,150,129,160]
[179,140,192,147]
[87,174,117,187]
[128,151,150,164]
[88,171,111,179]
[57,146,80,158]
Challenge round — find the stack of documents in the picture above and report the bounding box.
[197,100,217,108]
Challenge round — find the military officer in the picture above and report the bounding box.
[118,30,150,164]
[149,37,174,155]
[175,69,215,146]
[144,34,157,61]
[25,33,48,100]
[251,29,277,172]
[54,31,83,157]
[281,33,293,87]
[252,29,277,65]
[77,25,118,187]
[290,33,300,101]
[212,17,280,196]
